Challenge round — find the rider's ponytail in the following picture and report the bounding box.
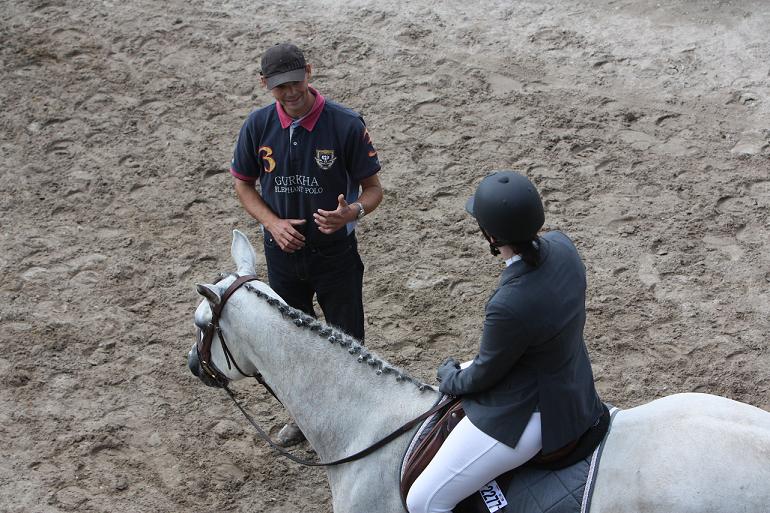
[511,238,540,267]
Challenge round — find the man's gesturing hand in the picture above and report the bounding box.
[314,194,356,235]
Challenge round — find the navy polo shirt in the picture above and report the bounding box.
[231,88,381,245]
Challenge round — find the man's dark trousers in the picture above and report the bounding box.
[264,232,365,342]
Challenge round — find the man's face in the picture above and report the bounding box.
[263,65,314,117]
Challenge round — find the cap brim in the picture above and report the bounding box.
[264,68,307,89]
[465,196,476,217]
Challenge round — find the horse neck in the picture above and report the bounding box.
[226,287,440,461]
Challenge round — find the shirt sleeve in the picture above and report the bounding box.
[230,116,260,183]
[345,116,381,181]
[438,299,530,396]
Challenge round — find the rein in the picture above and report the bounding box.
[226,385,453,467]
[198,273,453,467]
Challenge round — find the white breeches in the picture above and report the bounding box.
[406,412,542,513]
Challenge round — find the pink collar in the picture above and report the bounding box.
[276,86,325,131]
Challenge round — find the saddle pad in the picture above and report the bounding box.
[487,455,591,513]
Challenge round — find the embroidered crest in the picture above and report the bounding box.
[314,149,337,170]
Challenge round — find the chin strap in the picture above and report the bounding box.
[478,225,541,257]
[479,226,503,256]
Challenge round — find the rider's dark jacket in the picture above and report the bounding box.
[438,231,603,453]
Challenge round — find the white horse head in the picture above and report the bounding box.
[189,229,285,387]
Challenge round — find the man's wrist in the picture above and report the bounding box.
[352,202,365,221]
[261,215,281,233]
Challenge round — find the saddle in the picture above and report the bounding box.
[400,399,611,513]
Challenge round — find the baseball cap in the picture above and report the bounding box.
[260,43,307,89]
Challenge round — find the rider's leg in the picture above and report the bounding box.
[406,412,542,513]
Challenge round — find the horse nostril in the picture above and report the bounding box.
[188,349,200,377]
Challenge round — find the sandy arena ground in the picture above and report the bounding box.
[1,0,769,511]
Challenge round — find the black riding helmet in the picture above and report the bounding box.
[465,171,544,247]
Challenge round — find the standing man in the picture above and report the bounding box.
[230,43,383,446]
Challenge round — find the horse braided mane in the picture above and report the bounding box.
[242,282,432,392]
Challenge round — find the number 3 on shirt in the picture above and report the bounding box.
[258,146,276,173]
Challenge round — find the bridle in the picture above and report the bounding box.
[194,273,455,467]
[196,274,263,387]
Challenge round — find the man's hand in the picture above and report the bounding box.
[314,194,356,234]
[233,179,306,252]
[266,218,306,252]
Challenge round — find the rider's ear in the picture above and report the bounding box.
[196,284,222,306]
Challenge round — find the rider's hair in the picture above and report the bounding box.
[510,238,541,267]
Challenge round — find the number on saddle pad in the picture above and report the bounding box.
[479,480,508,513]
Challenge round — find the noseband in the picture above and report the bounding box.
[196,274,261,386]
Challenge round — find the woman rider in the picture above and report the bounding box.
[406,170,604,513]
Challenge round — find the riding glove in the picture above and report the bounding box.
[436,357,460,383]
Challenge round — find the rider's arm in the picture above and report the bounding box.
[438,301,528,395]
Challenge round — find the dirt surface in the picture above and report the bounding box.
[2,0,769,511]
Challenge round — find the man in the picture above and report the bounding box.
[230,43,383,446]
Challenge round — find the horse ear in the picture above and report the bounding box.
[232,229,257,276]
[196,283,222,306]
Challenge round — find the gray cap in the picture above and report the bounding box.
[260,43,307,89]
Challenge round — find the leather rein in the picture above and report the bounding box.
[196,274,454,467]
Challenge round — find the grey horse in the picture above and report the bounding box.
[188,229,770,513]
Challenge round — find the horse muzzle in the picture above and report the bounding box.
[188,345,227,388]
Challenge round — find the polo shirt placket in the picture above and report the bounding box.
[289,122,303,175]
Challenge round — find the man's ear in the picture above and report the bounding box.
[305,64,312,81]
[260,76,268,89]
